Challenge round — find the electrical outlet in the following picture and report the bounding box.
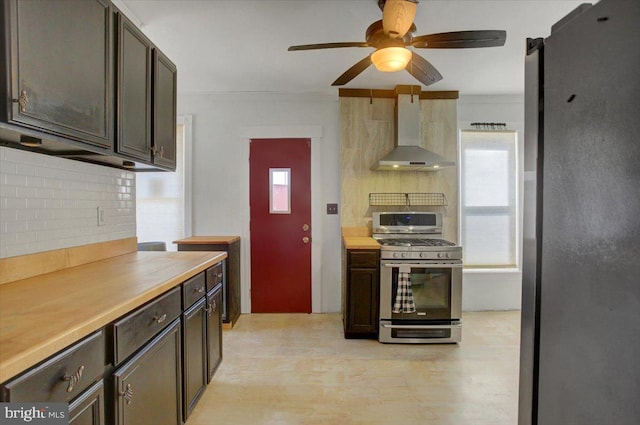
[97,206,105,226]
[326,203,338,215]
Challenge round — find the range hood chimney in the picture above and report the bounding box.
[373,92,455,171]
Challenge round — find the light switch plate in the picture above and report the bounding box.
[326,203,338,215]
[97,206,105,226]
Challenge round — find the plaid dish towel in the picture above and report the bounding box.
[393,271,416,313]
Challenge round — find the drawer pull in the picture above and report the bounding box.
[195,286,204,294]
[120,383,134,405]
[153,313,167,324]
[217,273,223,279]
[62,365,85,393]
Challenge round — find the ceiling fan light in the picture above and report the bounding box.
[371,47,412,72]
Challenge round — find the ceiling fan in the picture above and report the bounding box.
[288,0,506,87]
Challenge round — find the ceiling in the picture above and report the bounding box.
[120,0,587,96]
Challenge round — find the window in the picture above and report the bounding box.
[136,117,191,250]
[460,130,517,268]
[269,168,291,214]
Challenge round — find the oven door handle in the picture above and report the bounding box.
[382,263,463,268]
[381,323,463,329]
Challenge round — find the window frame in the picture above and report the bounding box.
[459,129,518,268]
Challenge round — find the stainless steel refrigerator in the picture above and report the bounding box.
[519,1,640,424]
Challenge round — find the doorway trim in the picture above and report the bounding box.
[240,125,324,313]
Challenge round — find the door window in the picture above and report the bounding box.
[269,168,291,214]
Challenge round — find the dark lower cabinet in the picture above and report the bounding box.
[182,298,207,421]
[177,239,241,327]
[2,0,112,148]
[69,381,105,425]
[206,283,223,382]
[343,249,380,339]
[113,319,182,425]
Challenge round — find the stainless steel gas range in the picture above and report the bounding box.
[373,212,463,344]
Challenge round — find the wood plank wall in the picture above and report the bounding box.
[339,89,459,242]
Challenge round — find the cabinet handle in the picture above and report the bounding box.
[217,273,223,279]
[61,365,84,393]
[206,300,217,316]
[120,383,133,405]
[195,286,204,294]
[158,146,164,158]
[12,90,29,113]
[153,313,167,324]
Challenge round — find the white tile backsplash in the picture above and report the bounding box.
[0,147,136,258]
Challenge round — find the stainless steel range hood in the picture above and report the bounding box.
[373,94,455,171]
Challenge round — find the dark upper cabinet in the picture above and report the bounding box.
[115,12,152,162]
[3,0,112,149]
[152,48,177,170]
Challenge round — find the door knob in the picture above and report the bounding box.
[302,236,310,244]
[302,224,310,231]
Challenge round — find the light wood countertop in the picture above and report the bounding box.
[0,251,227,383]
[342,236,380,250]
[173,236,240,245]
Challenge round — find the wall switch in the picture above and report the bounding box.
[97,206,105,226]
[326,203,338,215]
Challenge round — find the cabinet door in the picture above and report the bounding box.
[115,12,151,162]
[206,285,223,382]
[152,48,176,170]
[182,298,207,421]
[5,0,112,148]
[113,319,182,425]
[346,268,379,336]
[69,381,104,425]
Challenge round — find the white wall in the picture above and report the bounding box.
[0,147,136,258]
[458,94,525,310]
[178,92,342,313]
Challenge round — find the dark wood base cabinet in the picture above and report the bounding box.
[69,381,105,425]
[1,264,225,425]
[206,284,223,381]
[343,249,380,339]
[176,238,241,327]
[182,298,208,421]
[113,319,182,425]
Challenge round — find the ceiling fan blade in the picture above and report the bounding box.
[411,30,507,49]
[332,56,372,86]
[382,0,418,39]
[406,52,442,86]
[288,42,369,51]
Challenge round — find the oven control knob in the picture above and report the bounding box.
[393,252,400,258]
[420,252,427,259]
[437,253,443,258]
[401,252,408,258]
[446,253,451,259]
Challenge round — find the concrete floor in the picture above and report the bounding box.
[188,311,521,425]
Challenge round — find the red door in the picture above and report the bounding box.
[249,138,311,313]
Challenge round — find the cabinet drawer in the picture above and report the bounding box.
[1,330,105,403]
[182,272,206,309]
[111,287,181,365]
[205,262,224,292]
[349,251,379,268]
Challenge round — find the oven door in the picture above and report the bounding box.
[379,260,462,321]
